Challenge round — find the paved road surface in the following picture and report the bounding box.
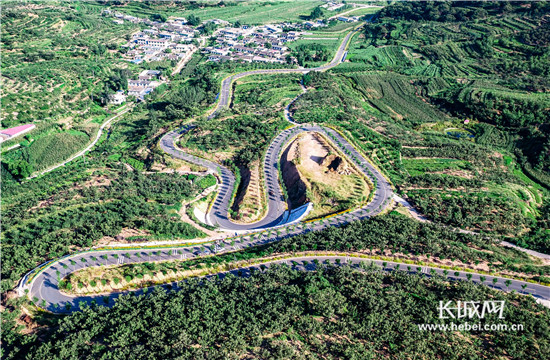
[161,123,392,231]
[21,27,549,313]
[28,251,550,313]
[211,28,357,117]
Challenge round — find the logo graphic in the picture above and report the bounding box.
[438,300,505,319]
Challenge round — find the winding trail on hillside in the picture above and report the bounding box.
[20,28,550,313]
[28,106,133,179]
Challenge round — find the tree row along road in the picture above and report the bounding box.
[22,28,550,312]
[28,251,550,313]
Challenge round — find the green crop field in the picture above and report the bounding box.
[178,1,324,24]
[0,2,144,173]
[402,158,473,176]
[339,6,383,17]
[352,73,451,124]
[288,38,342,51]
[95,0,325,25]
[324,0,550,245]
[1,4,140,128]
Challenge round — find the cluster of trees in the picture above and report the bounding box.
[200,20,218,35]
[521,21,550,46]
[137,65,218,141]
[378,1,521,22]
[167,65,217,111]
[5,160,33,180]
[233,75,302,115]
[268,213,546,276]
[292,43,331,66]
[194,173,217,189]
[95,68,132,105]
[515,126,550,182]
[308,5,324,20]
[362,22,397,42]
[518,200,550,253]
[187,14,200,26]
[150,13,167,22]
[405,190,528,235]
[434,87,550,182]
[474,123,512,149]
[184,114,286,166]
[1,162,211,292]
[291,72,359,124]
[436,87,550,128]
[8,264,549,359]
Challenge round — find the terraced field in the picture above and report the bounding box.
[1,3,141,172]
[2,5,138,127]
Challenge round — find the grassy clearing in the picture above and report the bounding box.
[2,127,95,173]
[287,38,342,66]
[315,21,358,33]
[341,6,382,17]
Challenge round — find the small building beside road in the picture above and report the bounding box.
[108,90,127,105]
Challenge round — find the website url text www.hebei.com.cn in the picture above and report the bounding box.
[418,322,524,331]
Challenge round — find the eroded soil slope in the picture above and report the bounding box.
[281,132,370,219]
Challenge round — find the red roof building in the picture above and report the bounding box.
[0,124,35,142]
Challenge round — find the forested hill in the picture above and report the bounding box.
[2,2,550,359]
[378,0,549,23]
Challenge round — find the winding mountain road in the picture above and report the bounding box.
[160,27,361,231]
[211,28,355,114]
[27,249,550,313]
[20,27,550,313]
[161,123,392,231]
